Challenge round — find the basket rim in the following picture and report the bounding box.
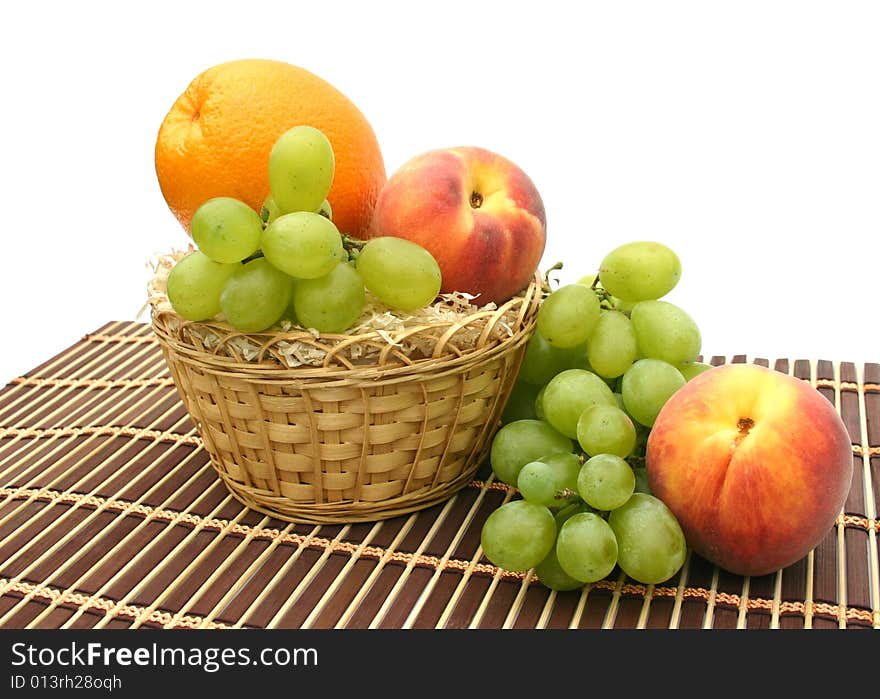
[150,269,544,376]
[156,321,537,388]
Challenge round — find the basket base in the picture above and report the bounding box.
[215,462,484,525]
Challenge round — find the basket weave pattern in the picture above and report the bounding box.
[150,276,542,524]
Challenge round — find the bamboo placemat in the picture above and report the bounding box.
[0,321,876,630]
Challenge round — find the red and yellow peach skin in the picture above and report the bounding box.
[646,363,853,577]
[369,146,546,305]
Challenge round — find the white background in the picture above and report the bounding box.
[0,0,877,383]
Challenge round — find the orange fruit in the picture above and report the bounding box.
[155,58,386,239]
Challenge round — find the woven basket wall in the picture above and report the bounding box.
[149,274,542,524]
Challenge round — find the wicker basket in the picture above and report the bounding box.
[149,268,542,524]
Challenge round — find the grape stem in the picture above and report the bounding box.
[341,233,368,262]
[588,272,619,311]
[541,261,564,295]
[242,250,265,263]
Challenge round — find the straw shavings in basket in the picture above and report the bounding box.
[147,249,527,369]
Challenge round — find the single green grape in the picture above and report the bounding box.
[576,404,637,458]
[516,452,581,508]
[480,500,556,572]
[516,461,558,507]
[577,453,636,511]
[536,284,601,348]
[166,251,239,321]
[356,236,442,311]
[191,196,263,264]
[268,125,335,214]
[620,358,686,427]
[281,284,299,324]
[219,257,294,333]
[598,241,681,302]
[534,385,547,420]
[518,331,589,385]
[555,512,619,583]
[501,380,541,424]
[262,211,344,279]
[541,369,617,439]
[608,493,687,584]
[630,300,702,365]
[587,310,638,379]
[489,419,573,486]
[554,501,593,528]
[534,544,584,592]
[292,261,365,334]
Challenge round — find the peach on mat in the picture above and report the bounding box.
[646,362,853,577]
[369,146,546,305]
